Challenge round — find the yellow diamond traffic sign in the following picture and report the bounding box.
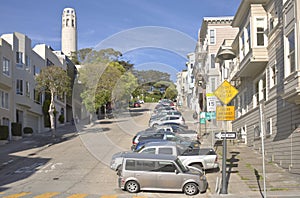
[213,80,238,105]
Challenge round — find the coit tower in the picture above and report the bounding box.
[61,8,77,57]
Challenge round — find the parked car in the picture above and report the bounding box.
[149,115,185,128]
[133,136,200,152]
[150,110,182,122]
[131,130,176,150]
[129,101,141,108]
[117,153,208,195]
[135,141,219,171]
[157,124,200,141]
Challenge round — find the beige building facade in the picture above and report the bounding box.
[218,0,300,173]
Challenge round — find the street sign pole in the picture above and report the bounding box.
[214,80,238,195]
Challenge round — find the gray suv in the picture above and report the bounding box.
[117,153,208,196]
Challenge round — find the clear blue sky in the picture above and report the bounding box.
[1,0,241,80]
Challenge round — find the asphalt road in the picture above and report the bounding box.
[0,103,214,197]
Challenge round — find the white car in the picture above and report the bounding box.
[149,115,185,128]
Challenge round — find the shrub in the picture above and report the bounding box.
[58,114,64,124]
[23,127,33,134]
[11,122,22,136]
[0,125,9,140]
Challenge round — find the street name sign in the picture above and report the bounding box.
[215,132,237,140]
[216,106,235,120]
[213,80,238,105]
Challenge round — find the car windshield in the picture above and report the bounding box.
[175,158,188,173]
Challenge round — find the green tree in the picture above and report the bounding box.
[164,84,178,100]
[79,49,138,115]
[35,66,71,136]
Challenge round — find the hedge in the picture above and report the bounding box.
[0,125,9,140]
[23,127,33,134]
[11,122,22,136]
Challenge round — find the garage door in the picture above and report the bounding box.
[26,113,39,133]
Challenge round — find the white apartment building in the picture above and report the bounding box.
[0,32,76,137]
[219,0,300,174]
[0,38,14,137]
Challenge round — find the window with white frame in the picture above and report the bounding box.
[270,61,277,88]
[25,81,30,98]
[16,52,23,68]
[34,89,42,104]
[0,90,9,109]
[254,75,267,107]
[266,118,272,136]
[2,57,10,76]
[255,18,266,46]
[209,29,216,45]
[287,30,295,74]
[16,79,23,95]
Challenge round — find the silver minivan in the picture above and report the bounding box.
[117,153,208,196]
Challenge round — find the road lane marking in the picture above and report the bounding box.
[100,195,117,198]
[67,194,88,198]
[3,192,31,198]
[33,192,60,198]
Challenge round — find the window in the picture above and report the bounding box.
[158,148,173,155]
[266,118,272,136]
[254,81,259,107]
[2,117,9,126]
[157,161,176,172]
[140,148,155,154]
[16,52,23,68]
[25,81,30,98]
[66,19,69,27]
[33,65,40,76]
[0,90,9,109]
[262,76,266,101]
[16,79,23,95]
[25,55,30,71]
[2,57,10,76]
[209,29,216,45]
[254,125,260,139]
[270,62,277,87]
[287,30,295,73]
[256,18,266,46]
[211,54,215,68]
[34,89,42,104]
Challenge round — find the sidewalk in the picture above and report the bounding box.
[181,108,300,197]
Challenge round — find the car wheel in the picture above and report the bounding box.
[152,123,158,128]
[183,182,199,196]
[191,164,203,171]
[125,180,140,193]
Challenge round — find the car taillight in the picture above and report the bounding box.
[215,156,218,162]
